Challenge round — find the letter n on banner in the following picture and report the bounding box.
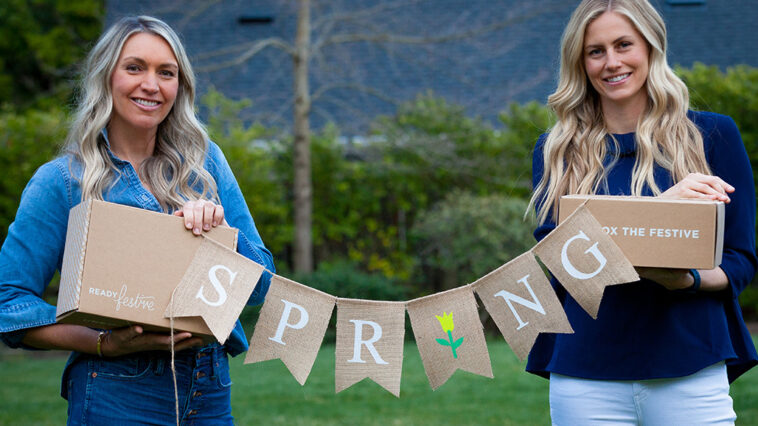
[533,205,638,319]
[245,275,335,385]
[335,299,405,397]
[472,252,572,361]
[406,286,493,390]
[165,237,265,343]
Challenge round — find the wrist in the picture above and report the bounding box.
[680,269,701,293]
[96,330,111,357]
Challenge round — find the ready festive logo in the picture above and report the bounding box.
[435,312,463,358]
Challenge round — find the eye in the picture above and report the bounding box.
[619,41,632,49]
[587,48,603,57]
[125,64,141,72]
[159,69,176,78]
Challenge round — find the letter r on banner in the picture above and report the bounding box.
[348,319,388,365]
[493,274,546,330]
[269,299,310,345]
[561,230,607,279]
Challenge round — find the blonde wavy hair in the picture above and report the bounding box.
[65,16,217,211]
[529,0,710,224]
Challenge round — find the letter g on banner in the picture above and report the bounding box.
[195,264,236,307]
[560,230,607,279]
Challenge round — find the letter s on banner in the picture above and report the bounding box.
[560,230,607,279]
[195,264,236,307]
[269,299,310,345]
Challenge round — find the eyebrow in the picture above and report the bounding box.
[584,35,632,50]
[120,56,178,69]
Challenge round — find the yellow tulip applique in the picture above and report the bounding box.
[435,312,463,358]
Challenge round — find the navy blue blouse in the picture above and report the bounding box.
[526,111,758,383]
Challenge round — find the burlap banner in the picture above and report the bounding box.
[533,204,638,318]
[406,286,493,390]
[472,251,573,361]
[335,299,406,397]
[153,205,644,396]
[165,237,265,343]
[244,275,336,385]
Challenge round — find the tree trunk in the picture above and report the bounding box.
[293,0,313,272]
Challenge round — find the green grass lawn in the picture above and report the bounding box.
[1,339,757,425]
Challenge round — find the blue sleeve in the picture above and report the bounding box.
[532,134,556,243]
[702,114,758,299]
[205,142,275,306]
[0,160,72,348]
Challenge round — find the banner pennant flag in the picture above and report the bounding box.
[472,251,573,360]
[533,204,639,319]
[164,237,264,343]
[406,286,493,390]
[334,298,406,397]
[245,275,336,385]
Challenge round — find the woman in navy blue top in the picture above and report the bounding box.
[527,0,757,423]
[0,16,274,424]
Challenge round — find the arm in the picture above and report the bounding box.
[205,142,275,305]
[642,115,757,295]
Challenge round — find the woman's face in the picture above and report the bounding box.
[583,11,650,111]
[110,33,179,136]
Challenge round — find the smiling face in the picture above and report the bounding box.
[109,32,179,137]
[583,11,650,113]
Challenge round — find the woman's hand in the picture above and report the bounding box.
[636,266,729,292]
[636,267,693,291]
[174,200,226,235]
[660,172,733,203]
[100,325,204,357]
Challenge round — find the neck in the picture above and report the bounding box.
[106,121,157,170]
[600,94,648,134]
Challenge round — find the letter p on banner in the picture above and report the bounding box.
[165,237,264,343]
[533,205,638,318]
[245,275,335,385]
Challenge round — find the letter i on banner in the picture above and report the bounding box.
[472,252,572,361]
[533,204,638,319]
[406,286,493,390]
[335,299,405,397]
[245,275,336,385]
[164,237,265,343]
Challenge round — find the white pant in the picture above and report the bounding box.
[549,362,736,425]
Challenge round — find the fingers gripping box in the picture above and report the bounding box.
[559,195,724,269]
[56,200,238,336]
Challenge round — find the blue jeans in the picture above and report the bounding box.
[64,344,234,425]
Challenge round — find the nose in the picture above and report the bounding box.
[140,73,159,93]
[606,51,621,69]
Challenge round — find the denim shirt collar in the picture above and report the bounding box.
[100,128,131,166]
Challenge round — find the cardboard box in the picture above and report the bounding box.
[56,200,238,337]
[559,195,724,269]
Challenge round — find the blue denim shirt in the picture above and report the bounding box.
[0,131,274,357]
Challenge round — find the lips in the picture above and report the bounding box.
[604,73,630,83]
[132,98,160,107]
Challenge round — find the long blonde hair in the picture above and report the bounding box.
[529,0,709,224]
[65,16,217,211]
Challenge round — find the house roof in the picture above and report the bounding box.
[106,0,758,133]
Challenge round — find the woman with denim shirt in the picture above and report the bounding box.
[526,0,757,424]
[0,16,274,424]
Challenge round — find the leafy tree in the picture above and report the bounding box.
[0,0,104,109]
[0,107,67,243]
[411,191,536,292]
